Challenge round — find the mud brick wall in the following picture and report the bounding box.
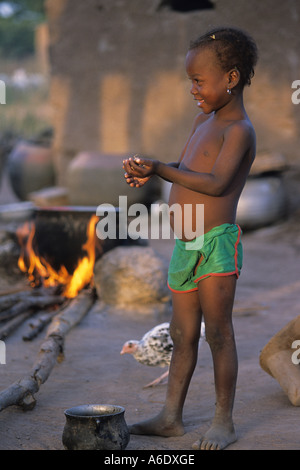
[46,0,300,185]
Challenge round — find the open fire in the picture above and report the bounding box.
[17,215,99,298]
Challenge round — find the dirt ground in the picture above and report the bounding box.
[1,207,300,451]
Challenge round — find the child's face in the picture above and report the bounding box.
[186,47,230,114]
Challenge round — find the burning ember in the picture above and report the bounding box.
[17,215,99,298]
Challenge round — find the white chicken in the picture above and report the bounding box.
[120,321,205,388]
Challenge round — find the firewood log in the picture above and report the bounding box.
[0,295,65,322]
[0,291,33,312]
[22,307,68,341]
[0,289,95,412]
[0,311,33,340]
[0,288,60,312]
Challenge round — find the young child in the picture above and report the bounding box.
[123,26,258,451]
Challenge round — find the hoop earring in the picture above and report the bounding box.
[227,87,232,95]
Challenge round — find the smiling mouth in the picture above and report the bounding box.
[194,98,204,107]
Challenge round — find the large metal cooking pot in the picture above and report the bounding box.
[236,175,288,230]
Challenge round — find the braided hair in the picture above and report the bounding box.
[189,27,258,88]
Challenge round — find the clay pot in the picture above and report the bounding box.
[62,404,130,450]
[66,151,160,207]
[7,141,55,200]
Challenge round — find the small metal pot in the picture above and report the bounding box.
[62,404,130,450]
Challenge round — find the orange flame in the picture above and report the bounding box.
[17,215,98,298]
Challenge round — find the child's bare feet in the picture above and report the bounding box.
[128,411,184,437]
[192,420,237,450]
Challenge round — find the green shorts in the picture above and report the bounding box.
[167,223,243,293]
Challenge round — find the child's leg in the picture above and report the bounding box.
[193,274,238,450]
[128,289,202,437]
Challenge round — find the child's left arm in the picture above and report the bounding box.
[126,123,255,196]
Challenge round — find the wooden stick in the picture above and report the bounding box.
[22,304,70,341]
[0,286,31,297]
[0,288,59,312]
[0,311,34,340]
[0,296,65,322]
[0,289,95,412]
[0,291,34,312]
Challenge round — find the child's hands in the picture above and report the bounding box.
[123,156,157,188]
[124,173,151,188]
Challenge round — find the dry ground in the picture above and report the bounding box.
[1,211,300,451]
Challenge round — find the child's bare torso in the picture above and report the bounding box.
[168,113,255,239]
